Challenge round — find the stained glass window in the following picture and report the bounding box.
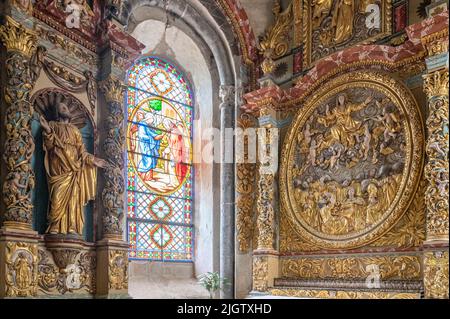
[126,57,194,261]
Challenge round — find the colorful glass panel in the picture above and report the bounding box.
[127,57,194,262]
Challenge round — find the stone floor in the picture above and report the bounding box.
[129,277,210,299]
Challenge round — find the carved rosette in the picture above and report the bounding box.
[0,16,43,228]
[424,251,449,299]
[5,242,38,297]
[100,77,126,238]
[108,250,128,290]
[423,70,449,241]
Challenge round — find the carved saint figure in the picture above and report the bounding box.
[318,94,372,149]
[312,0,333,27]
[331,0,355,44]
[14,253,32,290]
[40,102,107,235]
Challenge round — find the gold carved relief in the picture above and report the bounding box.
[303,0,392,68]
[5,242,38,297]
[270,288,419,299]
[279,71,424,250]
[369,176,426,248]
[109,250,128,290]
[37,248,96,295]
[236,116,257,253]
[281,255,421,280]
[259,1,293,74]
[423,70,449,241]
[424,250,449,299]
[252,257,269,292]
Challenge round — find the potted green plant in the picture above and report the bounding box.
[197,272,230,299]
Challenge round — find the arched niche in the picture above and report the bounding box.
[30,88,97,242]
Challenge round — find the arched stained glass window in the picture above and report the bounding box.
[126,57,194,261]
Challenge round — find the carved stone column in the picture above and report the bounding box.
[99,76,126,240]
[219,85,236,299]
[96,75,128,298]
[251,87,282,293]
[421,29,449,299]
[0,15,43,299]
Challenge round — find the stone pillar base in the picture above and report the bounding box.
[95,238,130,298]
[0,227,39,298]
[252,251,279,292]
[423,241,449,299]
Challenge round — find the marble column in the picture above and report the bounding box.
[96,75,129,298]
[421,29,449,299]
[0,15,44,298]
[219,85,235,299]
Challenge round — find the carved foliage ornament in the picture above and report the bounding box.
[5,242,38,297]
[423,70,449,241]
[252,257,269,292]
[236,115,257,253]
[280,71,424,250]
[100,77,126,236]
[0,17,43,226]
[281,255,421,280]
[37,248,96,295]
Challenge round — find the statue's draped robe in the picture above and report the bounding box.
[43,121,96,235]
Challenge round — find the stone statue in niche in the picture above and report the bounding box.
[293,88,405,236]
[35,93,107,235]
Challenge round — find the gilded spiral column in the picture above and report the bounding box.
[251,88,282,293]
[0,15,42,298]
[96,75,129,298]
[0,16,39,230]
[99,76,126,240]
[421,28,449,299]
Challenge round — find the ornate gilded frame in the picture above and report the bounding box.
[279,71,424,250]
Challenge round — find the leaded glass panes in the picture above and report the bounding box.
[126,57,194,262]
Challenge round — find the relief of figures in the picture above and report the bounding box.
[308,0,387,63]
[292,88,405,236]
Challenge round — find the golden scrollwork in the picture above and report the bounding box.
[256,173,275,250]
[5,242,38,297]
[252,257,268,292]
[37,247,96,295]
[259,1,293,74]
[279,71,424,250]
[270,288,419,299]
[0,15,37,57]
[281,255,421,280]
[109,250,128,290]
[424,250,449,299]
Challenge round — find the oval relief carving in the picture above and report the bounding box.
[280,71,424,249]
